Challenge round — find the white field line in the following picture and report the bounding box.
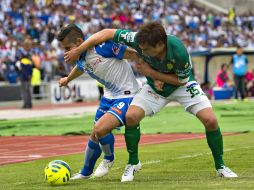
[172,146,254,160]
[0,155,42,159]
[112,160,162,171]
[112,146,254,171]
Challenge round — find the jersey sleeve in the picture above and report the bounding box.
[94,40,127,60]
[170,36,192,83]
[174,51,192,83]
[113,29,139,49]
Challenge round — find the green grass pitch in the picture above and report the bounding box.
[0,101,254,189]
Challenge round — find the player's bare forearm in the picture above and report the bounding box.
[64,29,117,63]
[135,62,186,86]
[76,29,117,54]
[122,47,139,60]
[149,70,186,86]
[67,65,84,83]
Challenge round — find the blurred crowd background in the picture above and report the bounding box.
[0,0,254,106]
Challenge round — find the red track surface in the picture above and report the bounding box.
[0,133,235,166]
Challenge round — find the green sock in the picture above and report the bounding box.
[124,125,140,165]
[206,127,225,169]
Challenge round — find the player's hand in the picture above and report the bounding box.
[135,61,153,77]
[154,80,164,91]
[58,77,69,87]
[64,48,80,64]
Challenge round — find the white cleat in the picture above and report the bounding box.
[217,166,238,178]
[70,173,91,180]
[121,161,142,182]
[93,159,114,177]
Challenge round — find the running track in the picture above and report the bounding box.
[0,133,236,166]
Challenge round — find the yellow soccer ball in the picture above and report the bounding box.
[44,160,71,186]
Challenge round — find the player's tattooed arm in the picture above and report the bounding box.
[64,29,117,64]
[58,65,83,87]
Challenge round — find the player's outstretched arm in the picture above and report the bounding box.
[58,65,83,87]
[64,29,117,64]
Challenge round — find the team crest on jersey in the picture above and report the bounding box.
[167,63,173,70]
[112,44,122,56]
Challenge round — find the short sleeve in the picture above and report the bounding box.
[174,53,192,83]
[113,29,139,49]
[94,40,127,60]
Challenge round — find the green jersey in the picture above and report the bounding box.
[113,29,195,97]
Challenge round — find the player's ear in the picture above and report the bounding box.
[76,38,83,46]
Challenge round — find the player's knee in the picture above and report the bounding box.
[126,112,140,126]
[204,117,218,131]
[93,125,103,138]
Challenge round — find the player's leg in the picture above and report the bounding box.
[125,105,144,165]
[122,84,168,182]
[71,97,110,180]
[71,131,102,179]
[175,81,237,178]
[92,113,120,177]
[93,97,133,178]
[195,107,237,177]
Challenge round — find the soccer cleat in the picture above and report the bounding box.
[70,173,91,180]
[217,166,238,178]
[121,161,142,182]
[93,159,114,177]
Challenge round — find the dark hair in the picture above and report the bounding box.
[236,44,242,49]
[136,22,167,47]
[221,63,228,69]
[57,24,83,43]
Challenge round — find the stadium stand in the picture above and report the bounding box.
[0,0,254,101]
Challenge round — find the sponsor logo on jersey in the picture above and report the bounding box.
[120,32,128,40]
[147,90,160,100]
[84,62,94,72]
[126,32,137,43]
[112,107,122,115]
[98,108,107,113]
[124,91,131,95]
[112,44,122,56]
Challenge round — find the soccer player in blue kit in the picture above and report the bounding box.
[57,24,141,182]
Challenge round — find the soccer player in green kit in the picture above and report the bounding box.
[64,22,238,182]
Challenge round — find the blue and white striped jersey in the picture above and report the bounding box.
[76,40,140,99]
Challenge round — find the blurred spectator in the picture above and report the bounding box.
[245,69,254,97]
[216,63,233,88]
[231,46,248,100]
[228,8,235,24]
[16,40,33,109]
[201,82,213,100]
[5,64,18,84]
[31,65,42,99]
[1,0,254,84]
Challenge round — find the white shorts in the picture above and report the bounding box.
[131,81,212,116]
